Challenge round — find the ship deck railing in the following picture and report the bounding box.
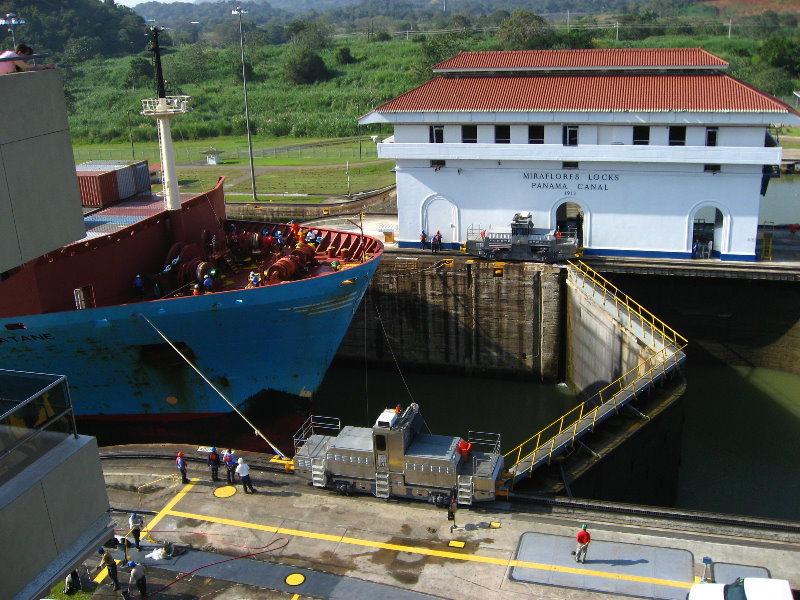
[502,260,687,487]
[0,369,77,487]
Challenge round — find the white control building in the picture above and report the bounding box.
[360,48,800,260]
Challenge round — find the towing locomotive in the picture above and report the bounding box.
[465,212,580,262]
[293,404,503,506]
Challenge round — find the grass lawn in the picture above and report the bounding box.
[228,161,396,195]
[73,137,382,166]
[170,160,395,198]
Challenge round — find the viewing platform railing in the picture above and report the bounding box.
[0,369,77,486]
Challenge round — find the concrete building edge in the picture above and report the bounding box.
[11,516,114,600]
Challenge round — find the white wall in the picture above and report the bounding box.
[396,160,765,258]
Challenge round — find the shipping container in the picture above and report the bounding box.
[77,171,119,208]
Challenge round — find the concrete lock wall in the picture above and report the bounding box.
[0,435,110,600]
[564,280,653,399]
[337,258,566,381]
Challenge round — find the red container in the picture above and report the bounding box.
[77,170,120,208]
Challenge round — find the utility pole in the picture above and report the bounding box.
[232,6,258,203]
[616,22,619,42]
[728,18,732,39]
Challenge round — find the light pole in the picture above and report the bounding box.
[0,13,26,47]
[232,6,257,202]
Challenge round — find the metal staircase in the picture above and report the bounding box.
[502,260,688,488]
[311,458,326,488]
[457,475,474,505]
[374,471,390,498]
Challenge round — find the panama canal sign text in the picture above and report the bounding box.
[523,171,619,193]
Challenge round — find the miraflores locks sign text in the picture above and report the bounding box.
[523,171,620,194]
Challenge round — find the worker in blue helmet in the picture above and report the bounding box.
[128,560,147,598]
[128,512,144,550]
[208,446,220,482]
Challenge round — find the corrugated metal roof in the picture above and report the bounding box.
[432,48,729,71]
[374,74,792,114]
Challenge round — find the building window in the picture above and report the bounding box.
[429,125,444,144]
[562,125,579,146]
[706,127,718,147]
[462,125,477,143]
[495,125,510,144]
[669,126,686,146]
[528,125,544,144]
[562,161,579,169]
[704,164,721,173]
[633,126,650,145]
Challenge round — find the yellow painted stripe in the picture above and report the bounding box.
[146,478,198,533]
[163,508,692,590]
[93,559,120,584]
[96,479,199,585]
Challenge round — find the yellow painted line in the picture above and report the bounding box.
[97,479,199,585]
[93,559,120,584]
[449,540,465,548]
[146,478,198,534]
[291,595,300,600]
[163,508,692,590]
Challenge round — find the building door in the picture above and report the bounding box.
[422,195,459,245]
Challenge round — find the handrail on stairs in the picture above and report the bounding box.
[567,259,688,348]
[501,260,688,489]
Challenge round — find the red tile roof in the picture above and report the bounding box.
[374,74,792,114]
[432,48,729,71]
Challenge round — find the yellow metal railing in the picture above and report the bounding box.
[503,260,688,485]
[567,260,688,349]
[137,474,178,506]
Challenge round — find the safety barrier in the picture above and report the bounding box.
[502,260,688,487]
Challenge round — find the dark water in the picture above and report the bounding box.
[83,357,800,521]
[311,362,800,521]
[677,363,800,520]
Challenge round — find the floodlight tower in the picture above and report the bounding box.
[0,13,26,46]
[140,27,191,212]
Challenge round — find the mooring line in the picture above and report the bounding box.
[137,313,286,457]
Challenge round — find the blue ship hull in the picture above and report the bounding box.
[0,258,378,417]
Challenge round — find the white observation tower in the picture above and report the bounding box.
[140,27,191,212]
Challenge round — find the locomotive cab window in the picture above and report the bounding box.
[375,434,386,451]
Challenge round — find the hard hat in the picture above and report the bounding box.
[581,523,588,530]
[211,446,216,452]
[178,451,184,456]
[128,561,136,567]
[238,457,244,464]
[132,513,137,518]
[97,547,104,554]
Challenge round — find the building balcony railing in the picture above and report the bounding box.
[377,142,782,166]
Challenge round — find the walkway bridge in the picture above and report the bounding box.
[501,260,688,490]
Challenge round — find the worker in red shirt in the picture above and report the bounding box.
[575,523,590,563]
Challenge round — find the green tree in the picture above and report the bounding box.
[334,46,357,65]
[760,35,800,77]
[61,36,103,65]
[497,10,548,49]
[284,47,330,84]
[125,56,154,90]
[287,19,333,51]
